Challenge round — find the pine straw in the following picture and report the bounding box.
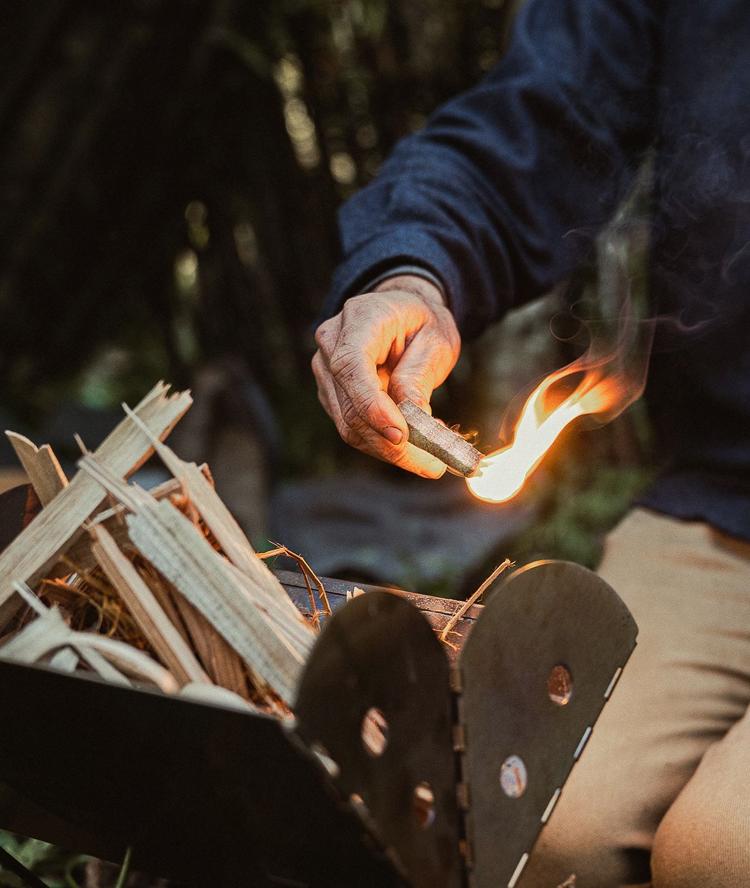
[257,543,331,629]
[38,571,145,647]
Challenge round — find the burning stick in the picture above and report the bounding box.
[398,399,483,477]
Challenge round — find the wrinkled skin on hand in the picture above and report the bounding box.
[312,275,461,478]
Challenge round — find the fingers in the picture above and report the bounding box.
[388,325,460,410]
[312,350,364,446]
[391,442,448,478]
[331,361,447,476]
[312,349,446,478]
[315,299,406,444]
[312,288,460,479]
[316,294,425,443]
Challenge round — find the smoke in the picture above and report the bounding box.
[495,228,654,448]
[485,124,750,473]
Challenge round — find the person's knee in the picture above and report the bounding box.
[652,786,750,888]
[519,813,596,887]
[520,798,647,887]
[651,800,707,888]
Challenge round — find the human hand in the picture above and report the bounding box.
[312,275,461,478]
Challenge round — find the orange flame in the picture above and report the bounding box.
[466,359,634,504]
[466,252,655,505]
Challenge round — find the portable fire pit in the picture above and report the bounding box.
[0,386,638,887]
[0,551,636,886]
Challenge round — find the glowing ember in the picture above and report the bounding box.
[466,364,624,504]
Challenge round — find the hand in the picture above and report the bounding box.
[312,275,461,477]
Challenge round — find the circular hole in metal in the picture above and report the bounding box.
[310,742,340,779]
[413,781,435,828]
[500,755,528,798]
[361,707,389,757]
[547,664,573,706]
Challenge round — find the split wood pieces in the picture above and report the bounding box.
[6,433,67,506]
[0,382,192,616]
[0,380,316,710]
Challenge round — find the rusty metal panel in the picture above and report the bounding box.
[294,589,464,888]
[458,561,637,888]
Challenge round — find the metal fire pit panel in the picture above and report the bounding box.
[0,485,641,888]
[0,658,405,887]
[294,589,463,888]
[459,560,638,888]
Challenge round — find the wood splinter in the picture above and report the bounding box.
[398,399,483,477]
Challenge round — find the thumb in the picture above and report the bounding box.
[389,329,455,412]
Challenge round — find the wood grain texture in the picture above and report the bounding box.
[5,432,68,506]
[0,382,192,616]
[76,452,310,705]
[169,592,249,698]
[122,404,300,619]
[128,502,305,704]
[91,524,209,686]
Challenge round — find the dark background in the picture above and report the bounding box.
[0,0,653,598]
[0,3,655,882]
[0,0,519,431]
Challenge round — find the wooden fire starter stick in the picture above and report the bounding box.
[398,399,483,477]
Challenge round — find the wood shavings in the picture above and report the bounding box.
[0,381,192,621]
[0,383,326,714]
[0,380,490,719]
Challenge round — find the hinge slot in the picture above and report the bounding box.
[456,781,470,811]
[451,666,473,885]
[452,723,466,753]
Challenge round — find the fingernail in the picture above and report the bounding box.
[383,426,403,445]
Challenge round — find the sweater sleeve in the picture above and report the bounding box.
[322,0,661,338]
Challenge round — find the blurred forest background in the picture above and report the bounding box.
[0,0,655,883]
[0,0,654,604]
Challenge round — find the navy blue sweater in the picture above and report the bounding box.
[323,0,750,541]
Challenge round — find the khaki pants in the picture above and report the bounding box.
[520,508,750,888]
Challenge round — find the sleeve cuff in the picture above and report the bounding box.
[320,228,466,329]
[360,264,446,298]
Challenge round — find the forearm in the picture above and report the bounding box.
[324,0,661,338]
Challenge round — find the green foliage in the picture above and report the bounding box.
[0,0,515,437]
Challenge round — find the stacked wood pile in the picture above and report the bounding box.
[0,382,331,714]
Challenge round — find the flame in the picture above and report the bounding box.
[466,362,626,504]
[466,257,655,505]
